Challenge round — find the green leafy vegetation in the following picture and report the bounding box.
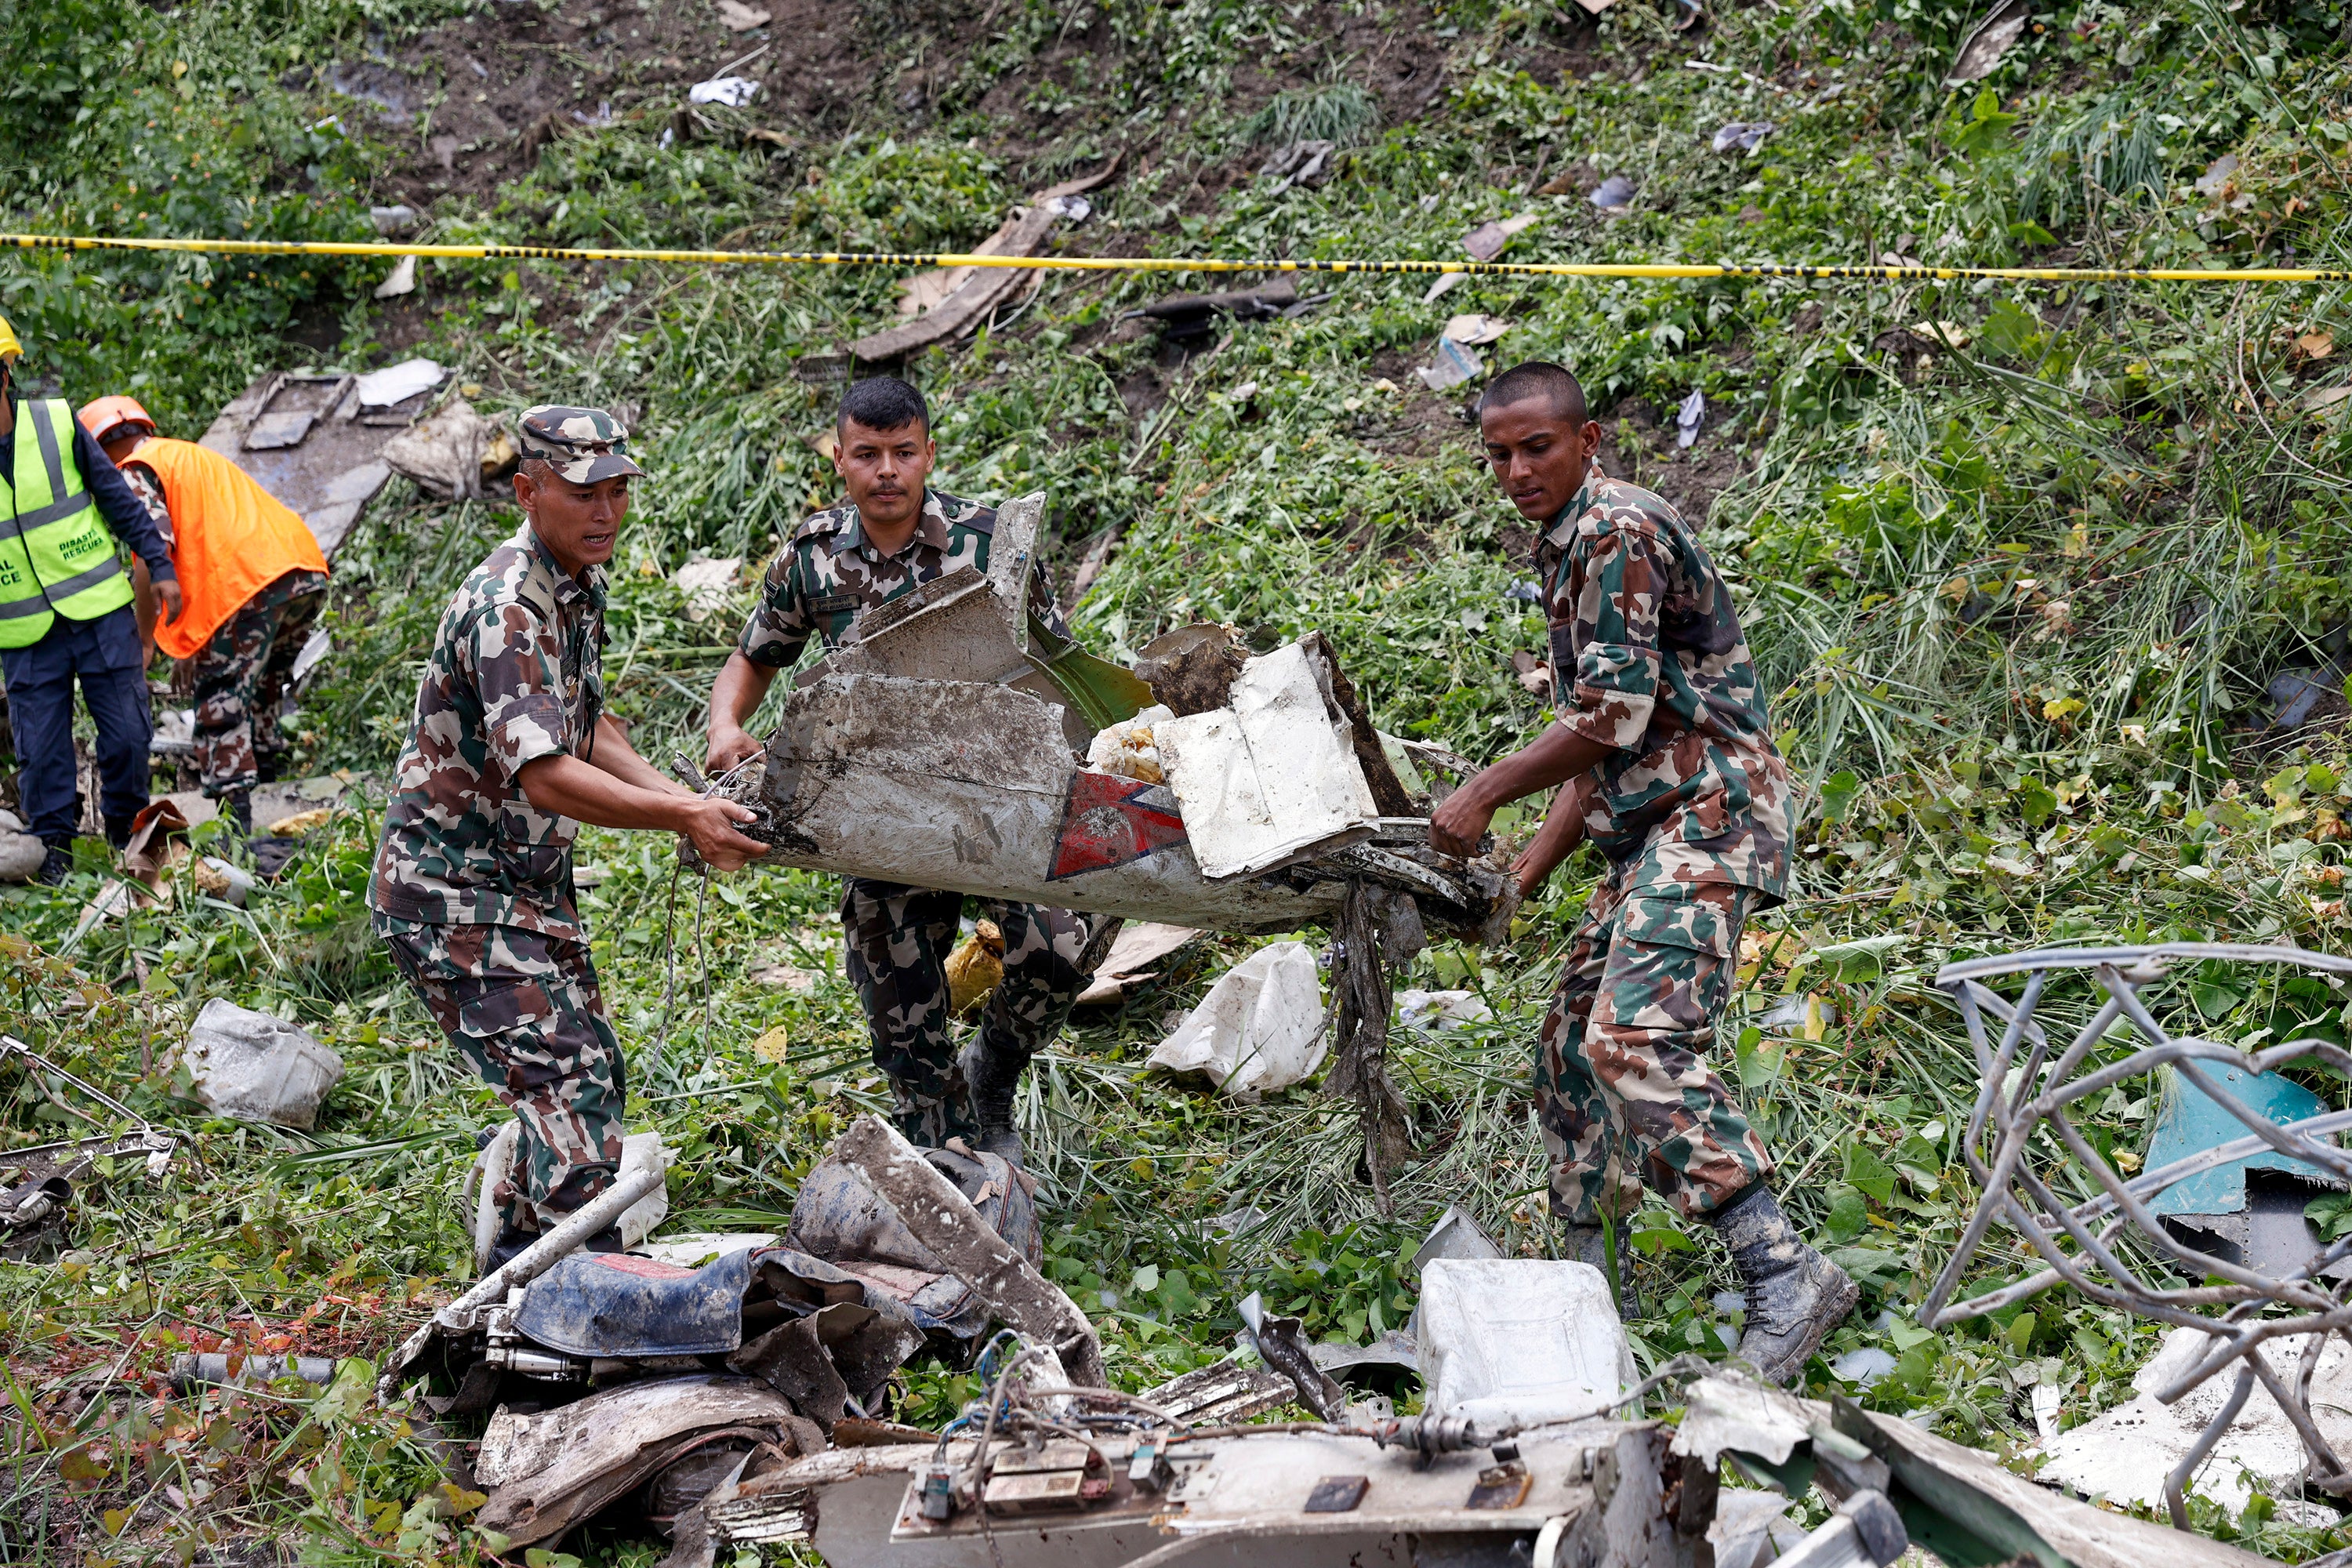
[7,0,2352,1559]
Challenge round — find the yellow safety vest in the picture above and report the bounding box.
[0,397,134,650]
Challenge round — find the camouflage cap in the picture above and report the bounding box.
[517,405,644,484]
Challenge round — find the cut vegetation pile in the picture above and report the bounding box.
[6,0,2352,1560]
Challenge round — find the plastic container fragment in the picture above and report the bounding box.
[1417,1258,1632,1428]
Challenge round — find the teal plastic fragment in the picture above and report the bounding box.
[2143,1062,2336,1216]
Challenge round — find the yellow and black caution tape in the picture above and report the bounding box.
[2,231,2347,284]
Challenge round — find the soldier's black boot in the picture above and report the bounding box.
[1563,1223,1639,1317]
[1708,1184,1858,1385]
[961,1030,1030,1167]
[223,791,254,837]
[103,815,136,851]
[36,842,72,886]
[484,1221,535,1273]
[484,1221,626,1273]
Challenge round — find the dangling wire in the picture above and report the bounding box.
[695,866,714,1046]
[651,859,682,1081]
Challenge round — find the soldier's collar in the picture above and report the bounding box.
[523,523,604,604]
[843,490,947,559]
[1546,461,1610,541]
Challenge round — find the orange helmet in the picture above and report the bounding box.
[78,394,157,445]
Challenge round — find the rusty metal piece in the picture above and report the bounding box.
[1922,942,2352,1527]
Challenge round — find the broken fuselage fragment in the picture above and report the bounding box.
[723,494,1510,942]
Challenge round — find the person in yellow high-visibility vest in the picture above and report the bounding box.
[0,315,181,884]
[78,395,328,837]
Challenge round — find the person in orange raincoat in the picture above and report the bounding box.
[78,396,329,836]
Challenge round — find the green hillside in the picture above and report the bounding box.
[5,0,2352,1559]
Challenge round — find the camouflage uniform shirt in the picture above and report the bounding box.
[369,523,606,937]
[737,489,1068,670]
[1541,463,1793,902]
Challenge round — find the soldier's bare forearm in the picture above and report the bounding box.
[1429,724,1615,858]
[519,753,700,832]
[517,753,768,869]
[585,714,688,795]
[706,652,779,770]
[709,653,777,733]
[1514,775,1597,897]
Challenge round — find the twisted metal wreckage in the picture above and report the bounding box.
[1926,941,2352,1535]
[361,1101,2260,1568]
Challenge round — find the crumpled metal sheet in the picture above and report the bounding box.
[476,1374,806,1548]
[804,1116,1106,1387]
[1669,1374,1819,1470]
[786,1131,1044,1339]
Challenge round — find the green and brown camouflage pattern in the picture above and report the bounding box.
[841,877,1088,1145]
[1539,463,1793,899]
[377,915,625,1232]
[187,567,325,798]
[516,405,643,485]
[735,488,1069,671]
[368,524,605,937]
[1534,877,1771,1223]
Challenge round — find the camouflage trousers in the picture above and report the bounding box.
[190,568,327,799]
[1535,878,1773,1224]
[841,877,1087,1145]
[377,916,626,1233]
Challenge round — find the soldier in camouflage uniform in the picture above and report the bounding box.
[372,406,767,1263]
[1431,361,1856,1384]
[180,567,325,807]
[85,397,329,833]
[117,466,326,798]
[705,377,1086,1162]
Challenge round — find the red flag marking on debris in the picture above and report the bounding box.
[1049,771,1188,880]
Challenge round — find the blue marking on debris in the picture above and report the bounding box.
[2145,1063,2336,1216]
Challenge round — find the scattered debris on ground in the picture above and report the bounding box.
[177,1000,345,1131]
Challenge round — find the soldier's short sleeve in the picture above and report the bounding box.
[737,544,814,669]
[1553,521,1667,751]
[468,604,572,779]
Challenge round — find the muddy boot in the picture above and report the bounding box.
[1708,1185,1858,1385]
[1564,1223,1639,1318]
[960,1032,1030,1167]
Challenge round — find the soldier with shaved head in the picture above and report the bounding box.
[1431,360,1854,1383]
[372,405,768,1268]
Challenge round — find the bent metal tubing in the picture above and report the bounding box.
[5,230,2352,285]
[1920,942,2352,1530]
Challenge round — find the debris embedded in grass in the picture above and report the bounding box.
[11,0,2352,1559]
